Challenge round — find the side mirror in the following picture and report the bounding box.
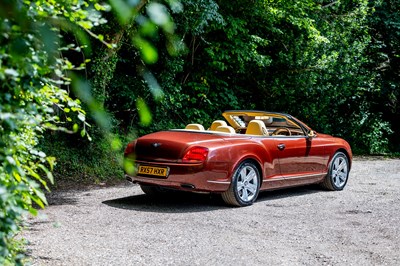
[307,130,316,139]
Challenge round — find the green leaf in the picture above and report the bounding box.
[147,3,170,26]
[78,113,86,122]
[123,157,136,175]
[133,36,158,64]
[4,68,19,77]
[73,123,79,132]
[136,98,152,126]
[94,3,109,11]
[109,0,134,25]
[143,71,164,101]
[111,137,122,151]
[31,187,48,207]
[28,207,38,216]
[38,164,54,185]
[78,21,93,30]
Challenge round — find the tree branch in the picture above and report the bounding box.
[322,1,338,9]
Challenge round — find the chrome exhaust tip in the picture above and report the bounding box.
[181,183,195,190]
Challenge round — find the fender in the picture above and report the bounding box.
[208,138,277,183]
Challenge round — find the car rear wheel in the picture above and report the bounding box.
[222,161,260,207]
[321,152,349,191]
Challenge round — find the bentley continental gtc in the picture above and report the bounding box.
[124,110,352,207]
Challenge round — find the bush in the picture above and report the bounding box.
[40,132,126,187]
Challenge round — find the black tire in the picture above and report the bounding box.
[222,161,260,207]
[321,152,349,191]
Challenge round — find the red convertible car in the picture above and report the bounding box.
[124,110,352,207]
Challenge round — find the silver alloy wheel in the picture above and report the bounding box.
[236,165,259,202]
[331,155,348,188]
[222,161,261,206]
[321,152,350,191]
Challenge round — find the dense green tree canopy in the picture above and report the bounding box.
[96,0,397,154]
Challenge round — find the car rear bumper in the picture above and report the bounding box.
[125,160,231,192]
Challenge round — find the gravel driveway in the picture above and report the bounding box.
[22,158,400,265]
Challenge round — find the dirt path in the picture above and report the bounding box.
[22,158,400,265]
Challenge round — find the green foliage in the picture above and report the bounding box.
[0,0,109,263]
[1,1,398,263]
[39,0,184,182]
[40,133,125,186]
[250,0,393,153]
[366,0,400,152]
[100,0,397,155]
[356,113,392,154]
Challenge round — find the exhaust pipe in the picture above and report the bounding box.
[125,175,137,183]
[181,183,195,190]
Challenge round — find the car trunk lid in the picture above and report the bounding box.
[134,130,248,161]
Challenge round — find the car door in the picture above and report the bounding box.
[274,135,329,184]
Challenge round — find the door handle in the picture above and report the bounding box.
[277,144,285,150]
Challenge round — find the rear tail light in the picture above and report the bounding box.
[124,141,136,156]
[182,146,209,163]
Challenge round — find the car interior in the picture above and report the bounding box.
[184,112,307,137]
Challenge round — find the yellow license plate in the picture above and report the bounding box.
[138,165,168,177]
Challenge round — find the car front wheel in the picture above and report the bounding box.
[222,161,260,207]
[321,152,349,191]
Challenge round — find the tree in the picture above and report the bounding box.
[0,0,108,263]
[366,0,400,152]
[91,0,395,155]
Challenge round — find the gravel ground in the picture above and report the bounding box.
[22,158,400,266]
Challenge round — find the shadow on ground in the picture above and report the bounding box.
[46,193,80,206]
[102,184,322,213]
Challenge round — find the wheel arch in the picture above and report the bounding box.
[334,148,352,170]
[230,156,263,185]
[209,140,272,184]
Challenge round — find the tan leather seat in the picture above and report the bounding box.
[215,125,235,134]
[209,120,227,131]
[185,124,205,130]
[245,120,269,136]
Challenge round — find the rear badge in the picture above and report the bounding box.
[151,142,162,148]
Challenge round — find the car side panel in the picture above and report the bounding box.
[204,138,280,191]
[213,138,305,191]
[274,137,328,173]
[318,135,353,169]
[269,134,354,187]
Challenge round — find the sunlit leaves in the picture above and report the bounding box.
[133,36,159,64]
[147,2,174,33]
[4,69,19,78]
[0,0,111,263]
[109,0,136,25]
[136,97,152,126]
[123,156,136,175]
[143,71,164,101]
[89,0,182,138]
[71,76,111,134]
